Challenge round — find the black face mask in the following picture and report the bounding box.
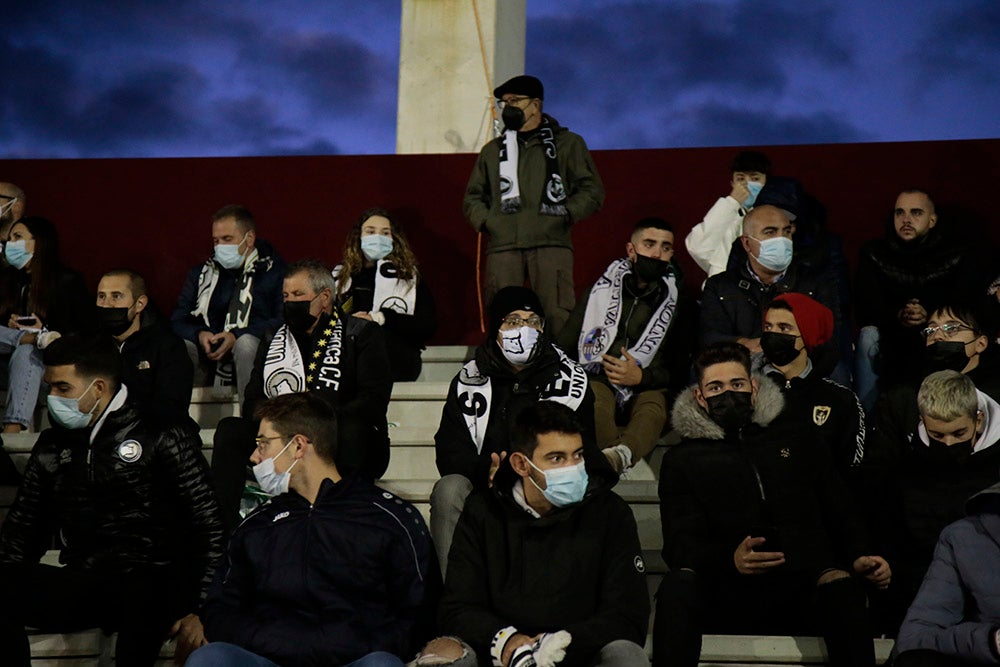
[760,332,802,366]
[926,436,974,465]
[97,306,134,337]
[501,105,526,132]
[924,340,971,374]
[705,390,754,432]
[632,254,669,283]
[283,300,317,335]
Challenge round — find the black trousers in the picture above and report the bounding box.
[0,562,196,667]
[212,415,390,534]
[652,568,875,667]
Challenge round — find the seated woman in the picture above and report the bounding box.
[0,217,92,433]
[334,208,435,382]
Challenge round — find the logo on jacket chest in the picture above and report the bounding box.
[813,405,832,426]
[116,439,143,463]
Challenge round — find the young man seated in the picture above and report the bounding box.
[183,392,437,667]
[654,342,889,667]
[421,401,649,667]
[0,334,223,666]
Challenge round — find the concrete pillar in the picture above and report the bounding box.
[397,0,526,154]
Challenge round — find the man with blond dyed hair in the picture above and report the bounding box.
[881,370,1000,633]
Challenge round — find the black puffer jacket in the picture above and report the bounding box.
[660,377,868,580]
[202,476,439,667]
[434,339,614,489]
[439,461,648,667]
[0,391,224,597]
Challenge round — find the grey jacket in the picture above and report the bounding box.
[896,482,1000,662]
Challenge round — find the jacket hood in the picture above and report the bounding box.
[670,374,785,440]
[916,389,1000,454]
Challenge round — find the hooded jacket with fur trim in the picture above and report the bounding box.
[659,376,868,579]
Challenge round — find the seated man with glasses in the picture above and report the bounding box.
[183,392,438,667]
[430,286,615,576]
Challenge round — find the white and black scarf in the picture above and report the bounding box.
[578,257,678,405]
[333,261,418,315]
[261,313,344,398]
[190,249,270,387]
[456,346,587,453]
[498,116,568,217]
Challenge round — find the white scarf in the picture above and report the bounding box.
[190,248,263,332]
[457,345,587,454]
[578,257,678,404]
[333,261,418,315]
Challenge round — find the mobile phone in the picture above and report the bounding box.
[16,316,37,326]
[749,525,782,552]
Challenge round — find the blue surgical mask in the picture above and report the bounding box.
[361,235,393,262]
[252,439,297,496]
[526,459,588,507]
[743,180,764,209]
[749,235,793,272]
[214,233,248,270]
[5,239,32,270]
[47,380,99,430]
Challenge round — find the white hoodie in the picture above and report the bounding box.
[917,389,1000,454]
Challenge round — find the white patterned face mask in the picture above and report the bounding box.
[498,326,539,365]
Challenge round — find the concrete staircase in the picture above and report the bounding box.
[1,345,892,664]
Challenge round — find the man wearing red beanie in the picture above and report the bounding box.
[761,293,865,474]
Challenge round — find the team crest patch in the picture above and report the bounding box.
[634,555,646,573]
[265,369,305,397]
[581,327,609,362]
[116,440,143,463]
[813,405,832,426]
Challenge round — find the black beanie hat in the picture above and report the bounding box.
[488,286,545,335]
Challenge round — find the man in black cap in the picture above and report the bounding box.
[429,286,612,576]
[463,74,605,336]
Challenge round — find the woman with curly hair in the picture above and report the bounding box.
[334,208,435,382]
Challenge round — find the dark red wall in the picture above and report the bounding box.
[2,138,997,345]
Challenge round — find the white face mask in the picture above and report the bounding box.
[214,232,249,270]
[498,325,540,365]
[252,439,297,496]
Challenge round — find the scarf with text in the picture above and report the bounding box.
[262,312,344,398]
[456,345,587,454]
[578,257,678,405]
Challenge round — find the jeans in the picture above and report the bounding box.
[429,474,474,579]
[184,333,260,406]
[854,325,880,417]
[187,643,407,667]
[0,325,43,428]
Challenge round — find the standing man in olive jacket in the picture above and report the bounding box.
[0,334,224,666]
[464,74,605,335]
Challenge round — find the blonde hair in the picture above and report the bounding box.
[336,207,419,297]
[917,370,979,421]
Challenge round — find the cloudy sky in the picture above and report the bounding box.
[2,0,998,158]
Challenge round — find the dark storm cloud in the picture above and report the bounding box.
[666,102,871,147]
[906,1,1000,86]
[0,1,388,157]
[528,1,853,105]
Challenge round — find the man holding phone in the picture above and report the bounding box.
[653,342,889,667]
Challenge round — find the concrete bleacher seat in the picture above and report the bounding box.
[5,345,892,664]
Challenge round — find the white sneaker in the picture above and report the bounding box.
[35,331,61,350]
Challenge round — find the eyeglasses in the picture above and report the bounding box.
[501,315,544,329]
[499,96,533,108]
[254,434,283,453]
[921,323,974,338]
